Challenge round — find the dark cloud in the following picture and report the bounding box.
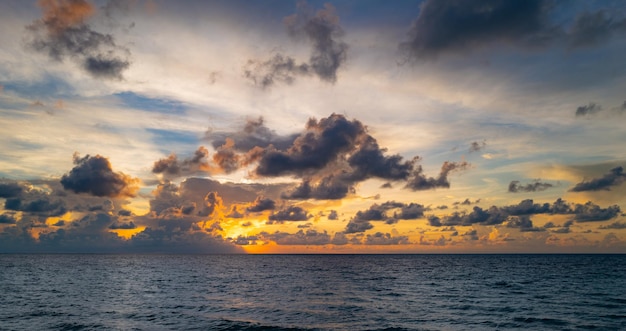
[400,0,626,61]
[255,114,368,177]
[268,206,310,222]
[506,215,544,232]
[599,221,626,230]
[406,161,470,191]
[61,154,139,197]
[508,180,554,193]
[569,166,626,192]
[245,2,347,87]
[327,210,338,220]
[400,0,555,60]
[258,229,332,245]
[344,219,374,234]
[364,232,410,245]
[281,176,355,200]
[469,140,486,153]
[429,198,620,227]
[25,0,130,79]
[575,101,626,118]
[108,221,136,230]
[207,117,299,152]
[572,202,621,222]
[246,196,276,213]
[0,213,17,224]
[575,102,602,117]
[253,114,434,200]
[0,182,23,198]
[343,201,426,233]
[152,147,210,178]
[568,10,626,48]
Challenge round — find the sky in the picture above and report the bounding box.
[1,0,626,254]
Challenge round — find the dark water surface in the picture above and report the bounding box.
[1,254,625,330]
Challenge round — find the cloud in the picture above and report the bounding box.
[327,210,338,220]
[400,1,626,60]
[508,180,554,193]
[572,201,621,222]
[0,213,17,224]
[152,147,211,178]
[599,221,626,230]
[258,229,331,245]
[569,166,626,192]
[469,140,487,153]
[342,201,427,233]
[568,10,626,48]
[207,117,299,152]
[575,103,602,117]
[405,161,470,191]
[430,198,621,227]
[245,2,348,87]
[268,206,310,222]
[0,182,23,198]
[25,0,130,79]
[246,196,276,213]
[400,0,555,60]
[364,232,410,245]
[61,153,139,197]
[575,101,626,118]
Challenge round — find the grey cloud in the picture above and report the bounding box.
[227,206,245,219]
[327,210,338,220]
[568,10,626,48]
[575,103,602,117]
[246,196,276,213]
[429,198,620,227]
[469,140,486,153]
[508,180,554,193]
[61,153,139,198]
[268,206,311,222]
[108,221,136,229]
[258,229,332,245]
[364,232,410,245]
[599,221,626,230]
[152,147,210,178]
[569,166,626,192]
[25,0,130,79]
[207,117,299,152]
[0,182,23,198]
[245,2,347,87]
[0,213,17,224]
[400,0,555,60]
[572,202,621,222]
[506,215,544,232]
[344,220,374,234]
[406,161,470,191]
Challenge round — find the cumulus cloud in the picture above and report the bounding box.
[245,2,348,87]
[61,153,139,197]
[405,161,470,191]
[208,114,464,200]
[569,166,626,192]
[25,0,130,79]
[575,103,602,117]
[258,229,331,245]
[508,180,554,193]
[429,198,620,227]
[343,201,427,233]
[364,232,410,245]
[246,196,276,213]
[268,206,311,222]
[152,147,211,178]
[207,117,299,152]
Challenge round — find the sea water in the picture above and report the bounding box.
[1,254,625,330]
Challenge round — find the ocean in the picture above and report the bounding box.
[0,254,625,330]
